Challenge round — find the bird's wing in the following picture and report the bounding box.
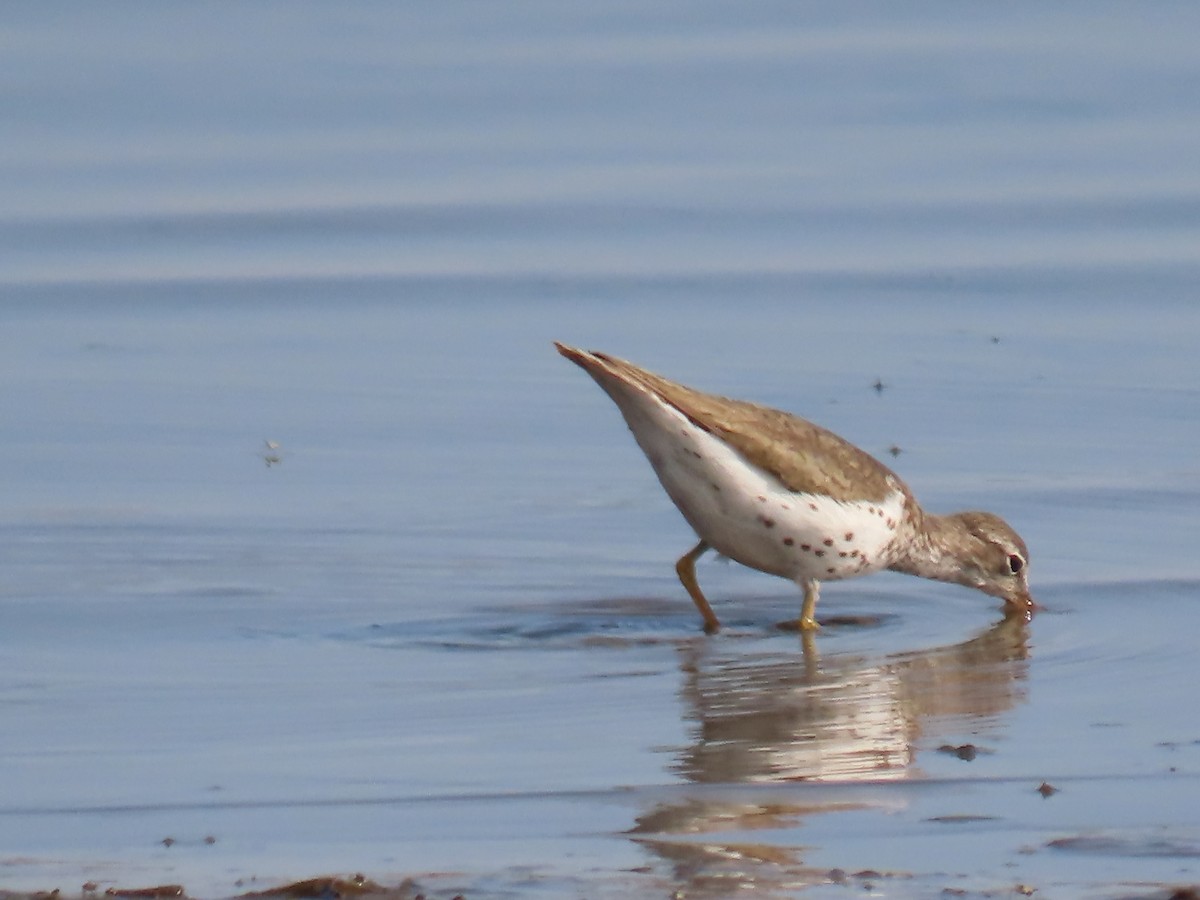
[562,345,902,504]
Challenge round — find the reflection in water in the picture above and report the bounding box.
[676,613,1030,785]
[631,614,1031,891]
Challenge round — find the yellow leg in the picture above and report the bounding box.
[675,540,720,634]
[798,578,821,631]
[800,628,818,665]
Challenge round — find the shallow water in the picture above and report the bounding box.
[3,4,1200,899]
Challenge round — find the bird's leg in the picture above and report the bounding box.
[799,628,819,667]
[675,540,720,634]
[796,578,821,631]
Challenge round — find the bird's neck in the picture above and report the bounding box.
[889,509,982,588]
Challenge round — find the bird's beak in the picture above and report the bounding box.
[1004,589,1039,617]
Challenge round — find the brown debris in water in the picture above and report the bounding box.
[936,743,978,761]
[104,887,184,899]
[239,875,380,898]
[236,876,459,900]
[1037,781,1058,798]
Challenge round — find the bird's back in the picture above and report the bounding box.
[557,345,906,505]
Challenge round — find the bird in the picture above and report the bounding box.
[555,343,1034,633]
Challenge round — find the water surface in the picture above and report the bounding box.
[3,4,1200,898]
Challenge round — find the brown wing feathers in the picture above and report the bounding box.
[558,345,902,503]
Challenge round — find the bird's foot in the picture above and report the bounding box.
[775,616,821,632]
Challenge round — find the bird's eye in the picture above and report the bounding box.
[1006,553,1025,575]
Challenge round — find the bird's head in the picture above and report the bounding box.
[943,510,1035,615]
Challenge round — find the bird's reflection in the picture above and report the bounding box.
[675,611,1029,785]
[630,612,1031,889]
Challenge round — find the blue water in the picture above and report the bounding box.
[3,4,1200,898]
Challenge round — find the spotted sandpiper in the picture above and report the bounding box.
[555,343,1033,633]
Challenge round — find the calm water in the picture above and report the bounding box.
[3,5,1200,898]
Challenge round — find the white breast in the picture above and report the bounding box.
[613,387,906,584]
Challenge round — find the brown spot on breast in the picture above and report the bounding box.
[844,532,854,542]
[814,550,825,558]
[691,450,702,459]
[849,550,860,558]
[756,495,767,503]
[839,551,848,558]
[823,538,834,547]
[710,482,721,493]
[783,537,794,546]
[868,507,876,515]
[761,517,776,528]
[886,518,895,529]
[827,567,836,575]
[809,502,819,511]
[800,543,811,551]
